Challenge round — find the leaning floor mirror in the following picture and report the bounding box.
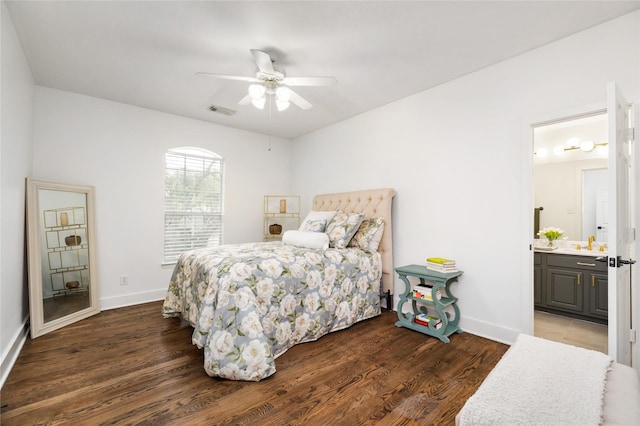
[26,179,100,338]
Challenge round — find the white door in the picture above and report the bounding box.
[607,82,635,365]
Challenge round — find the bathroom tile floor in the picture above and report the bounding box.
[534,310,608,354]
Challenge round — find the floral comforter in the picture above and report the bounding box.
[162,241,382,381]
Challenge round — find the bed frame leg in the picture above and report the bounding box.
[380,287,393,311]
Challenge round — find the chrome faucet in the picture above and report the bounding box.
[588,235,596,251]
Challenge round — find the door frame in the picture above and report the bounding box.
[523,101,637,367]
[521,104,608,337]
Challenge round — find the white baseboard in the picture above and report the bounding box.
[393,297,521,346]
[99,288,167,311]
[1,316,30,389]
[460,315,521,346]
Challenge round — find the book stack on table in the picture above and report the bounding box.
[426,257,457,273]
[412,285,442,301]
[413,313,443,329]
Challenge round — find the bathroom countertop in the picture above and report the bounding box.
[534,246,607,257]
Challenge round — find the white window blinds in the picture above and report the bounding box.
[164,147,224,263]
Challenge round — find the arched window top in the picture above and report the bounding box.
[167,147,222,160]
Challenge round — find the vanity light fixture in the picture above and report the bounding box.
[566,137,581,149]
[536,147,549,157]
[537,140,608,158]
[552,141,607,155]
[579,140,595,152]
[570,140,606,153]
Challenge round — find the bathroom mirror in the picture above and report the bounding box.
[533,112,608,241]
[26,179,100,338]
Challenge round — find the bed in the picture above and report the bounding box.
[456,334,640,425]
[162,188,395,381]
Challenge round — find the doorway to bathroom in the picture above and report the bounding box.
[533,111,609,353]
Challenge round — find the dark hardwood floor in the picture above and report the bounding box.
[1,301,507,425]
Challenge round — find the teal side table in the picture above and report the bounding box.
[394,264,463,343]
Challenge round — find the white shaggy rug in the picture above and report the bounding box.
[457,334,613,426]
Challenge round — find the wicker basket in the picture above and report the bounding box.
[269,224,282,235]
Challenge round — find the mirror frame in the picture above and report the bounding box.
[26,179,100,338]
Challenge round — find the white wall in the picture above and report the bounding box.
[291,11,640,343]
[32,87,292,309]
[1,1,35,384]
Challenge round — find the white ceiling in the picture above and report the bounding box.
[6,1,640,139]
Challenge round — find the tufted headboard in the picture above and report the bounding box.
[312,188,396,295]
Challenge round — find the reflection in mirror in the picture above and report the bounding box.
[582,168,608,242]
[26,179,100,338]
[533,112,608,241]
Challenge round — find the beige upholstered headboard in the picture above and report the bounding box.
[312,188,396,295]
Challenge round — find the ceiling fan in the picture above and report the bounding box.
[197,49,337,111]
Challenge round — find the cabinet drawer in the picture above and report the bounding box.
[546,254,607,272]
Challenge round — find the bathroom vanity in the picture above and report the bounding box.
[534,250,608,324]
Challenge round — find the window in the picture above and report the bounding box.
[164,147,224,263]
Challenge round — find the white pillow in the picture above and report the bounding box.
[300,219,327,233]
[282,230,329,250]
[299,210,337,231]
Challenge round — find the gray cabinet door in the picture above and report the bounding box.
[588,272,608,319]
[545,268,583,313]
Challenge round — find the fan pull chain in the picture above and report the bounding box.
[268,93,272,152]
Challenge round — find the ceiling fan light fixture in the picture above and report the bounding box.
[276,100,290,111]
[248,83,266,109]
[248,84,266,100]
[276,86,292,101]
[199,49,337,113]
[275,86,292,111]
[251,97,266,110]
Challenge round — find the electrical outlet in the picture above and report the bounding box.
[120,276,128,286]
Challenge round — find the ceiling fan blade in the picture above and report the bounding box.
[238,94,251,106]
[250,49,275,74]
[282,76,338,87]
[196,72,260,83]
[288,89,313,110]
